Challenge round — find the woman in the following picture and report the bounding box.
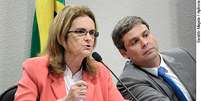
[15,4,125,101]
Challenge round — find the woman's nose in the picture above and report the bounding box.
[84,32,93,41]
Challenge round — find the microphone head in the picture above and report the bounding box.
[92,52,102,62]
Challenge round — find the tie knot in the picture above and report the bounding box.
[158,66,167,77]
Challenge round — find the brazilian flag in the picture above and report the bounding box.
[31,0,65,57]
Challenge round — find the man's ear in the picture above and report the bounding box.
[119,49,129,59]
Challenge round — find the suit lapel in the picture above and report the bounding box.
[162,54,184,79]
[49,74,66,99]
[83,71,94,101]
[162,54,194,99]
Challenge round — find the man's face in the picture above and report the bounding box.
[120,24,159,67]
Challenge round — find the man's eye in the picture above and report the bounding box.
[144,33,148,37]
[134,40,138,44]
[144,30,150,37]
[131,40,138,46]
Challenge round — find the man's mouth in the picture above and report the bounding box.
[143,48,154,55]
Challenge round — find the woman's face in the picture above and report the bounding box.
[65,16,96,58]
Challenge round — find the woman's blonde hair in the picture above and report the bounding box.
[46,5,97,76]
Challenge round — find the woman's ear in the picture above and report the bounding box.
[59,34,68,50]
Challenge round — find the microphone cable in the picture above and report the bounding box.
[92,52,138,101]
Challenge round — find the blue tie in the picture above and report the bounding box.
[158,67,189,101]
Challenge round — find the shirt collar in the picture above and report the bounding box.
[142,54,168,76]
[64,65,82,80]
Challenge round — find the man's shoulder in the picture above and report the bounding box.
[161,48,185,54]
[161,48,190,56]
[119,61,148,80]
[161,48,195,62]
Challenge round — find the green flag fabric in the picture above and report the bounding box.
[31,0,65,57]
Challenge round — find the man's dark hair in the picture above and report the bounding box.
[112,16,149,50]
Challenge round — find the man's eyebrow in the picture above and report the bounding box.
[142,29,149,34]
[127,37,138,45]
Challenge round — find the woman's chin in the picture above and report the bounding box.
[82,51,92,57]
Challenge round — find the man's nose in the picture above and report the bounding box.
[141,38,148,48]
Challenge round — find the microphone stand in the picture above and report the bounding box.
[100,61,138,101]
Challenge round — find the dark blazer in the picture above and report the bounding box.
[117,48,195,101]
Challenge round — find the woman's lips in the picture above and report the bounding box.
[84,45,92,50]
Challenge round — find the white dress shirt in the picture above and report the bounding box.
[64,65,82,93]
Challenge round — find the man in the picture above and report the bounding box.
[112,16,195,101]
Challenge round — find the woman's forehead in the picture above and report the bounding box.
[70,16,95,29]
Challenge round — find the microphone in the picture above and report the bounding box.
[92,52,138,101]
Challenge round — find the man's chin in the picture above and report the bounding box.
[145,51,159,60]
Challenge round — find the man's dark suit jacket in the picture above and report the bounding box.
[117,48,195,101]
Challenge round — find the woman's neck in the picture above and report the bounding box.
[64,52,84,75]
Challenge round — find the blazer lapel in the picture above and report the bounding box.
[49,71,95,100]
[49,74,66,99]
[83,71,94,101]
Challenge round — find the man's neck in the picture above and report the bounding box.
[140,54,161,68]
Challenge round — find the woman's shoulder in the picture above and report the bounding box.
[23,55,48,67]
[21,55,52,87]
[22,55,49,76]
[94,61,110,78]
